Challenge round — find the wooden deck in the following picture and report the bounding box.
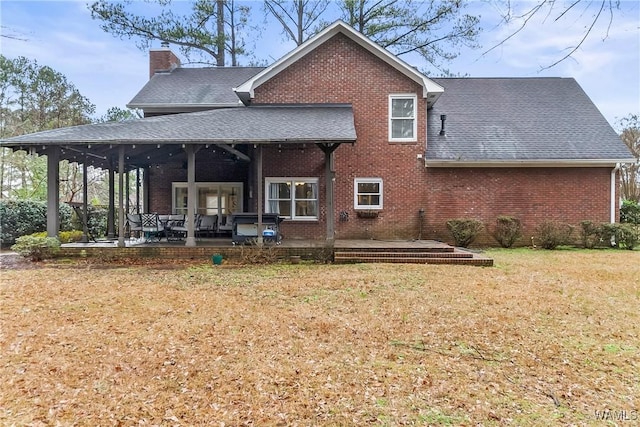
[59,238,493,266]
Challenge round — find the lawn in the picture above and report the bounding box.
[1,249,639,426]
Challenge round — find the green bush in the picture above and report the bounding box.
[0,200,73,246]
[33,230,85,243]
[72,205,108,239]
[492,216,522,248]
[446,218,484,248]
[11,235,60,261]
[620,200,640,225]
[579,220,604,249]
[612,224,640,251]
[534,220,574,250]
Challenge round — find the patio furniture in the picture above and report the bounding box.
[168,214,202,241]
[197,214,218,238]
[141,213,163,242]
[165,214,186,241]
[231,213,282,245]
[126,213,143,239]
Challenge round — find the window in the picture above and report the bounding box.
[389,94,417,142]
[354,178,383,210]
[266,178,318,220]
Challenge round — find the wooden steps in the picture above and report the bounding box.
[333,248,493,266]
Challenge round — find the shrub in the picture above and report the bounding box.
[11,235,60,261]
[612,224,640,251]
[239,240,279,264]
[579,220,603,249]
[620,200,640,225]
[0,200,74,246]
[30,230,84,244]
[446,218,484,248]
[492,216,522,248]
[534,220,574,250]
[72,205,108,239]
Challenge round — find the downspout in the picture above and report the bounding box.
[610,163,620,224]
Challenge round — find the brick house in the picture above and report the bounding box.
[1,21,634,246]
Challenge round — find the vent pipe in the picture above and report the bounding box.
[439,114,447,136]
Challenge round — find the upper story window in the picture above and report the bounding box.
[389,94,417,142]
[266,178,319,220]
[354,178,383,210]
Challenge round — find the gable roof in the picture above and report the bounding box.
[234,20,444,107]
[128,67,264,113]
[425,78,634,166]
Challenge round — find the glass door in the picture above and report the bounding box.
[172,182,243,231]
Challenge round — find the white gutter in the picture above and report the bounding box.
[610,163,621,223]
[424,159,632,168]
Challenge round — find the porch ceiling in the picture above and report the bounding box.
[0,105,357,171]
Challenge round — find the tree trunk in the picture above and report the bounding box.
[216,0,226,66]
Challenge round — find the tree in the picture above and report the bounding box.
[336,0,480,72]
[489,0,623,69]
[264,0,480,71]
[618,114,640,202]
[96,106,143,123]
[89,0,252,66]
[264,0,330,46]
[0,55,96,201]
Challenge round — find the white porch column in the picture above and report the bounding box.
[46,146,60,238]
[185,145,197,247]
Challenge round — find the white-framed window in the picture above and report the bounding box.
[354,178,383,210]
[266,178,319,220]
[389,94,417,142]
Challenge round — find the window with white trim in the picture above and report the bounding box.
[354,178,383,210]
[266,178,319,220]
[389,94,417,142]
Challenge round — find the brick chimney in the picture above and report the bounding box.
[149,42,181,78]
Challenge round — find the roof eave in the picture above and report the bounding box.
[1,137,357,147]
[126,102,244,110]
[424,159,636,168]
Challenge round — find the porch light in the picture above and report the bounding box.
[132,144,136,149]
[157,144,161,148]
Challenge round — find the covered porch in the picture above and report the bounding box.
[0,105,356,247]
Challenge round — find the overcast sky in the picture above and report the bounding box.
[1,0,638,129]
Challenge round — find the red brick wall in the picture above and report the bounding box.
[149,48,181,78]
[145,34,619,245]
[254,33,428,240]
[423,167,615,246]
[147,149,249,213]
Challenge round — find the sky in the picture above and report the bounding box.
[1,0,639,130]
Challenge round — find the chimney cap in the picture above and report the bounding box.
[160,41,170,48]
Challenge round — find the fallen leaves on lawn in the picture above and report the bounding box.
[0,249,638,425]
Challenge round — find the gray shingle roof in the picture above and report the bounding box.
[426,78,634,165]
[128,67,264,110]
[1,105,356,145]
